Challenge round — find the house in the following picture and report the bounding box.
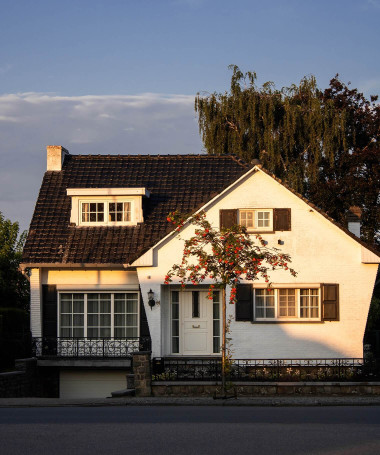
[21,145,380,398]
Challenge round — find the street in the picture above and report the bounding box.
[1,405,380,454]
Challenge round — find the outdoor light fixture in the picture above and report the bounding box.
[148,289,155,310]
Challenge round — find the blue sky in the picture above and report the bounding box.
[0,0,379,230]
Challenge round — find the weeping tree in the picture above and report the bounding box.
[195,66,380,246]
[165,211,296,395]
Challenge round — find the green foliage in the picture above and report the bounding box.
[195,66,380,245]
[0,212,29,310]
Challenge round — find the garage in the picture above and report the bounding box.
[60,370,128,399]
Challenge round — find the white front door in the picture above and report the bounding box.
[182,291,214,356]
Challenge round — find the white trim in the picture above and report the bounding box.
[30,268,42,337]
[79,199,135,226]
[67,188,150,197]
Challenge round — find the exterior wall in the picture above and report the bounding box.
[30,268,42,337]
[137,170,379,358]
[60,370,129,398]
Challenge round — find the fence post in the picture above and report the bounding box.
[132,351,152,397]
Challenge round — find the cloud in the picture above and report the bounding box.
[0,92,202,231]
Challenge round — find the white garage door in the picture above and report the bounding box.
[60,370,128,399]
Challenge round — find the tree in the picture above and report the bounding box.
[0,211,29,311]
[195,66,380,246]
[164,211,296,394]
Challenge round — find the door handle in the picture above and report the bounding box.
[192,324,200,328]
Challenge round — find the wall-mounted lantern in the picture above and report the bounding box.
[148,289,155,310]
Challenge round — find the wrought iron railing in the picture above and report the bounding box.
[32,337,151,358]
[152,357,380,382]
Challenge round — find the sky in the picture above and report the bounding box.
[0,0,379,231]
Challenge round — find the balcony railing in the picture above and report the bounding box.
[32,337,151,358]
[152,357,380,382]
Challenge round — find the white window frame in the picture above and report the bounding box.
[79,199,134,226]
[239,209,273,232]
[253,288,321,322]
[58,291,140,338]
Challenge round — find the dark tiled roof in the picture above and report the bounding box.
[22,154,250,265]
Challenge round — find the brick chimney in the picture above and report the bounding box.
[47,145,69,171]
[347,206,362,238]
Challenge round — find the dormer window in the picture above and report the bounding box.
[239,209,273,231]
[67,188,150,227]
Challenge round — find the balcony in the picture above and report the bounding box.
[32,337,151,359]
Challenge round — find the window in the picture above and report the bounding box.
[239,209,273,231]
[300,289,319,318]
[79,200,133,226]
[109,202,131,222]
[255,289,275,318]
[82,203,104,223]
[171,291,180,354]
[59,292,139,338]
[212,292,221,354]
[253,288,320,321]
[278,289,296,317]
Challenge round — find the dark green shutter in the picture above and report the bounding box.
[220,209,238,229]
[322,284,339,321]
[274,208,291,231]
[42,285,57,338]
[236,284,252,321]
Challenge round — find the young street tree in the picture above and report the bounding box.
[195,66,380,246]
[164,211,296,393]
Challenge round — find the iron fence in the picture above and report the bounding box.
[152,357,380,382]
[32,336,151,358]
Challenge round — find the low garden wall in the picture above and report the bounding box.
[152,381,380,397]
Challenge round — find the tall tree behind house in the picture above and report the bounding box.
[195,66,380,246]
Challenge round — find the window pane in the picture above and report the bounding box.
[172,303,179,319]
[115,328,125,338]
[115,301,125,313]
[98,213,104,222]
[100,328,111,337]
[172,321,179,337]
[126,300,137,313]
[213,303,219,319]
[100,314,111,326]
[266,308,275,318]
[172,337,179,354]
[61,301,71,313]
[61,328,71,337]
[171,291,179,304]
[87,314,98,326]
[73,301,84,313]
[61,315,72,326]
[114,314,125,326]
[88,300,98,313]
[126,314,138,327]
[73,314,84,326]
[213,320,220,336]
[73,328,84,337]
[87,328,98,338]
[256,307,264,318]
[126,327,138,337]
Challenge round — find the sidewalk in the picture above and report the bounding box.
[1,395,380,407]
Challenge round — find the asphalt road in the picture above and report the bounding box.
[1,406,380,455]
